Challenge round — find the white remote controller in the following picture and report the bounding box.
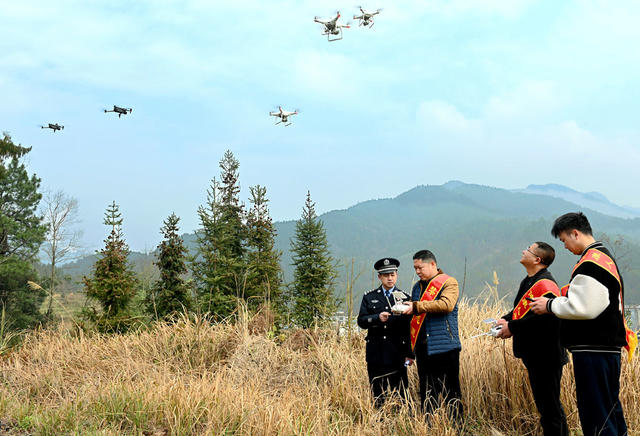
[489,325,503,337]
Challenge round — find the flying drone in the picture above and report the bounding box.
[40,123,64,132]
[104,105,133,118]
[314,11,350,41]
[353,6,381,28]
[269,107,299,127]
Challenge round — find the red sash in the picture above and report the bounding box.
[572,248,620,283]
[409,273,452,351]
[570,248,637,357]
[512,278,560,320]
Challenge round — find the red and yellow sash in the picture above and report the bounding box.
[512,278,560,320]
[409,273,452,351]
[568,248,637,361]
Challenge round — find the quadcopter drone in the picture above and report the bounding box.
[314,12,350,41]
[104,105,133,118]
[40,123,64,132]
[269,107,299,127]
[353,6,381,28]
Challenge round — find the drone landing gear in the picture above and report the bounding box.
[327,28,343,42]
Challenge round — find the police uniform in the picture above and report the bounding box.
[357,258,414,407]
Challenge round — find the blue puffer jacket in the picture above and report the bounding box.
[421,303,461,355]
[411,274,462,356]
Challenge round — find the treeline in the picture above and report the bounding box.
[0,134,339,334]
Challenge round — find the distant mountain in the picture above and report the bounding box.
[514,184,640,219]
[276,182,640,303]
[60,181,640,306]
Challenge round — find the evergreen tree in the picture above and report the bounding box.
[289,191,337,328]
[83,201,139,332]
[0,133,46,329]
[245,185,282,311]
[147,213,191,320]
[192,150,246,318]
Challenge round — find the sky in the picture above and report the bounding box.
[2,0,640,253]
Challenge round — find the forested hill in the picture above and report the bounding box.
[63,181,640,305]
[269,181,640,304]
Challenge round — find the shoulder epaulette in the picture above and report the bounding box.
[364,288,377,295]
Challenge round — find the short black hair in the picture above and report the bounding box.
[533,241,555,266]
[551,212,593,238]
[413,250,437,264]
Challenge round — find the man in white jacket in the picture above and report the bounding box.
[530,212,627,436]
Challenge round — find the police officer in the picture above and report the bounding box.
[357,257,414,407]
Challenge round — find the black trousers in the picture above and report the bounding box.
[522,357,569,436]
[415,345,463,419]
[367,364,408,407]
[573,352,627,436]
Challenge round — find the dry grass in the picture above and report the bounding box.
[0,300,638,435]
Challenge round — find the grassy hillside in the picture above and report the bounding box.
[0,301,638,435]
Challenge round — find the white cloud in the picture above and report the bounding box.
[485,81,560,122]
[417,100,480,135]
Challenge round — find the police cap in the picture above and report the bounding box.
[374,257,400,274]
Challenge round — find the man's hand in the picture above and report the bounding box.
[379,311,391,322]
[495,318,512,339]
[530,297,550,314]
[404,357,414,367]
[402,304,414,315]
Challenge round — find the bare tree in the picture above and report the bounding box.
[40,190,82,319]
[597,232,631,274]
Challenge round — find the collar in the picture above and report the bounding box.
[580,241,603,258]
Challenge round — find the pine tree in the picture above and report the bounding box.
[289,191,337,328]
[245,185,282,312]
[192,150,246,318]
[83,201,139,332]
[147,213,191,320]
[0,133,46,330]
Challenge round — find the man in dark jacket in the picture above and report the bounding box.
[531,212,629,436]
[496,241,569,435]
[357,257,414,407]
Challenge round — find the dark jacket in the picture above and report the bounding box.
[558,243,627,352]
[502,268,567,365]
[357,286,414,367]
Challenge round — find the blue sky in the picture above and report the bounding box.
[2,0,639,253]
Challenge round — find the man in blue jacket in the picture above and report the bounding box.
[402,250,462,420]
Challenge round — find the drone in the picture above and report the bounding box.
[314,11,350,41]
[40,123,64,132]
[353,7,381,28]
[269,106,299,127]
[104,105,133,118]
